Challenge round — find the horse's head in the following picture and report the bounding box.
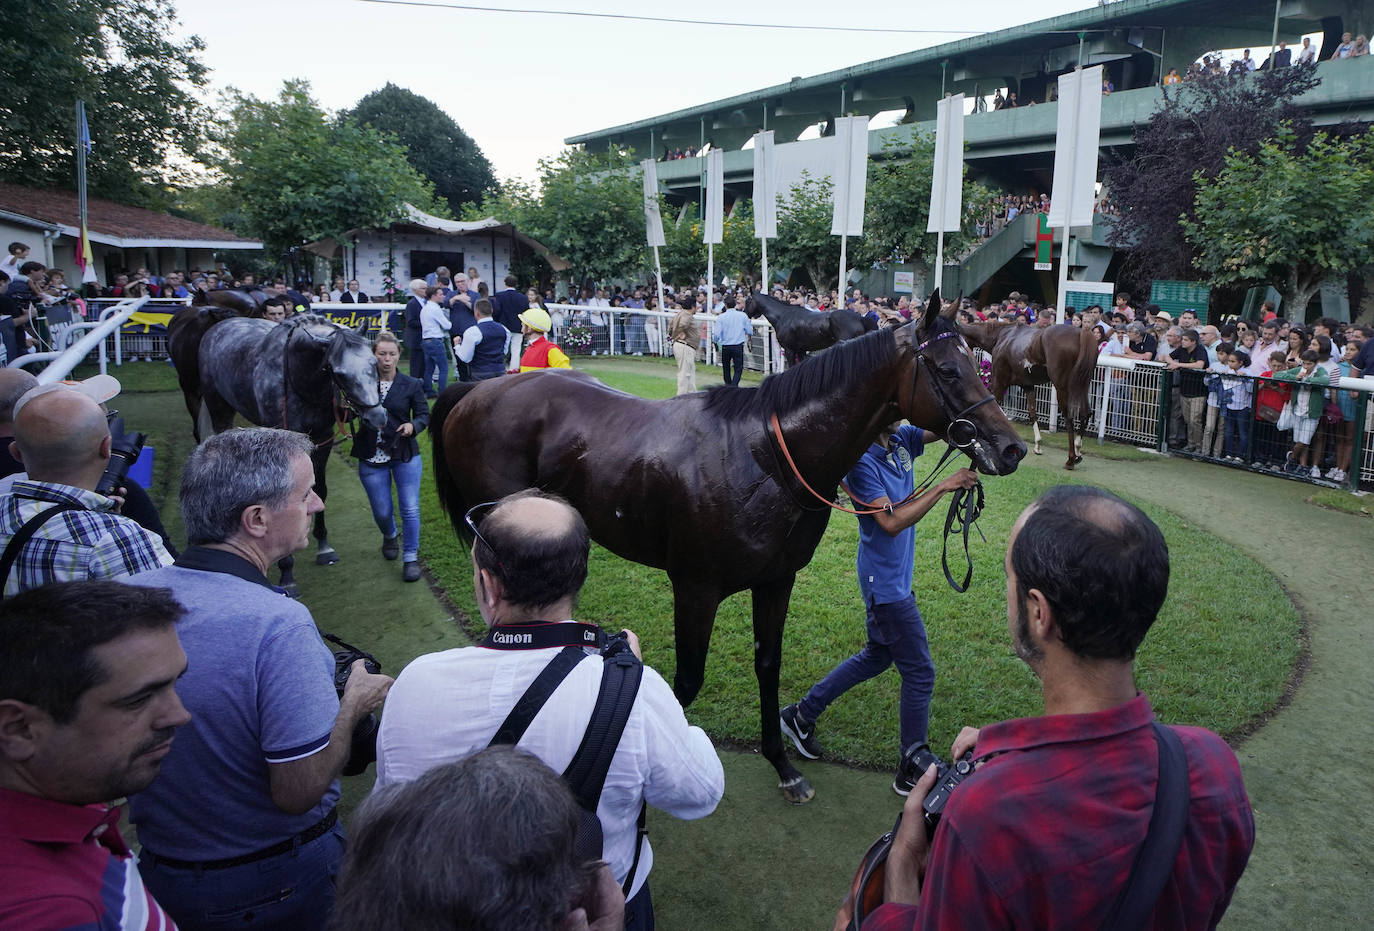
[743,293,766,319]
[323,321,386,432]
[894,292,1026,475]
[287,316,385,431]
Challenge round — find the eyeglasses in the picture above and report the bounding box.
[464,501,504,570]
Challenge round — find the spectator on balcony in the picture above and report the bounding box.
[1268,41,1292,68]
[1164,67,1182,84]
[1331,32,1355,59]
[1299,37,1317,64]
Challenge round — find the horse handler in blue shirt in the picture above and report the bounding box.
[781,422,978,795]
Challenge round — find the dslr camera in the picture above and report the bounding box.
[897,742,977,835]
[96,431,146,497]
[323,633,382,777]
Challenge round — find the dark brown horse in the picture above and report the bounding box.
[959,321,1099,470]
[745,292,872,365]
[431,295,1026,803]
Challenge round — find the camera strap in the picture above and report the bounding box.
[487,638,647,898]
[0,504,82,598]
[478,621,607,651]
[1100,723,1190,931]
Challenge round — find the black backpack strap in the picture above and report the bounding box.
[487,646,586,747]
[1101,723,1191,931]
[564,649,645,896]
[0,504,81,596]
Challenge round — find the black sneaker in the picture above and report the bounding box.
[892,769,915,797]
[381,535,400,561]
[402,561,421,583]
[779,704,822,760]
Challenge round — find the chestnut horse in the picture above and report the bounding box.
[959,321,1099,469]
[431,295,1026,803]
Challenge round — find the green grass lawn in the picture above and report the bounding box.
[107,356,1309,929]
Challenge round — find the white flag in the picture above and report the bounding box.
[641,158,665,248]
[752,130,778,240]
[704,149,724,245]
[1048,66,1103,229]
[830,115,869,237]
[927,94,965,233]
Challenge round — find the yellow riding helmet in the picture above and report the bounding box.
[518,306,553,333]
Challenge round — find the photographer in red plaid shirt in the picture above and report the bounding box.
[859,485,1254,930]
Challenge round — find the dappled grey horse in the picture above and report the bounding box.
[191,314,386,592]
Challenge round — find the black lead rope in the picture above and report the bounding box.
[941,479,986,593]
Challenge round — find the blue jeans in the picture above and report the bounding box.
[1224,407,1251,459]
[358,455,422,561]
[140,824,345,931]
[422,338,449,394]
[798,593,934,752]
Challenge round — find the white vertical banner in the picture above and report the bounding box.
[641,158,665,248]
[752,131,778,239]
[927,94,965,296]
[1047,66,1103,230]
[830,115,869,236]
[703,149,724,244]
[1048,65,1103,311]
[927,94,965,233]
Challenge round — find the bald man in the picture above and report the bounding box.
[0,368,38,478]
[0,388,171,595]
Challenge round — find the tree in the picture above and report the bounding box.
[0,0,208,206]
[468,148,647,288]
[202,81,445,257]
[1182,126,1374,316]
[1103,64,1322,289]
[860,134,999,274]
[345,84,496,214]
[774,172,841,291]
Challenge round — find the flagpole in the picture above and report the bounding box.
[934,230,945,295]
[760,238,768,292]
[839,234,847,294]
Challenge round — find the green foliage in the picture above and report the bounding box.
[774,172,841,291]
[0,0,208,206]
[466,148,646,287]
[1183,126,1374,315]
[204,80,445,257]
[344,83,496,214]
[860,133,1000,270]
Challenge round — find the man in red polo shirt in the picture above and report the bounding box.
[0,580,190,929]
[859,485,1254,930]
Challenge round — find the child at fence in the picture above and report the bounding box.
[1201,343,1233,458]
[1253,350,1293,468]
[1325,341,1361,484]
[1221,350,1253,462]
[1275,350,1330,477]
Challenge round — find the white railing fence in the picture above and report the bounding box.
[8,297,150,381]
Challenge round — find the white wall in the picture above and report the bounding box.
[351,231,514,298]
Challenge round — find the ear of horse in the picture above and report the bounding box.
[941,292,963,320]
[919,290,941,331]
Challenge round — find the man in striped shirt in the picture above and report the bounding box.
[0,580,191,930]
[0,386,171,596]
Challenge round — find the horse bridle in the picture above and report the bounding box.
[767,325,995,592]
[280,321,358,448]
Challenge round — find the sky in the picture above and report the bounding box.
[172,0,1094,186]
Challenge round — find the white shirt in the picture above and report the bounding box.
[376,640,724,898]
[1299,44,1316,63]
[420,300,452,339]
[0,256,23,283]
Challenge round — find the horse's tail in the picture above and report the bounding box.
[430,381,483,537]
[1067,324,1099,423]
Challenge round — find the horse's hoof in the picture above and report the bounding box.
[779,775,815,805]
[315,547,340,566]
[1033,445,1043,456]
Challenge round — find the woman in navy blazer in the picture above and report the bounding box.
[349,331,431,581]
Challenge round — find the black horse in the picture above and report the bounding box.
[169,313,385,592]
[430,294,1026,803]
[745,292,873,365]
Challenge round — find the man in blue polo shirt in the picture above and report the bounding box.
[781,422,978,795]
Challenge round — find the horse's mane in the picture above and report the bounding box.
[702,324,900,421]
